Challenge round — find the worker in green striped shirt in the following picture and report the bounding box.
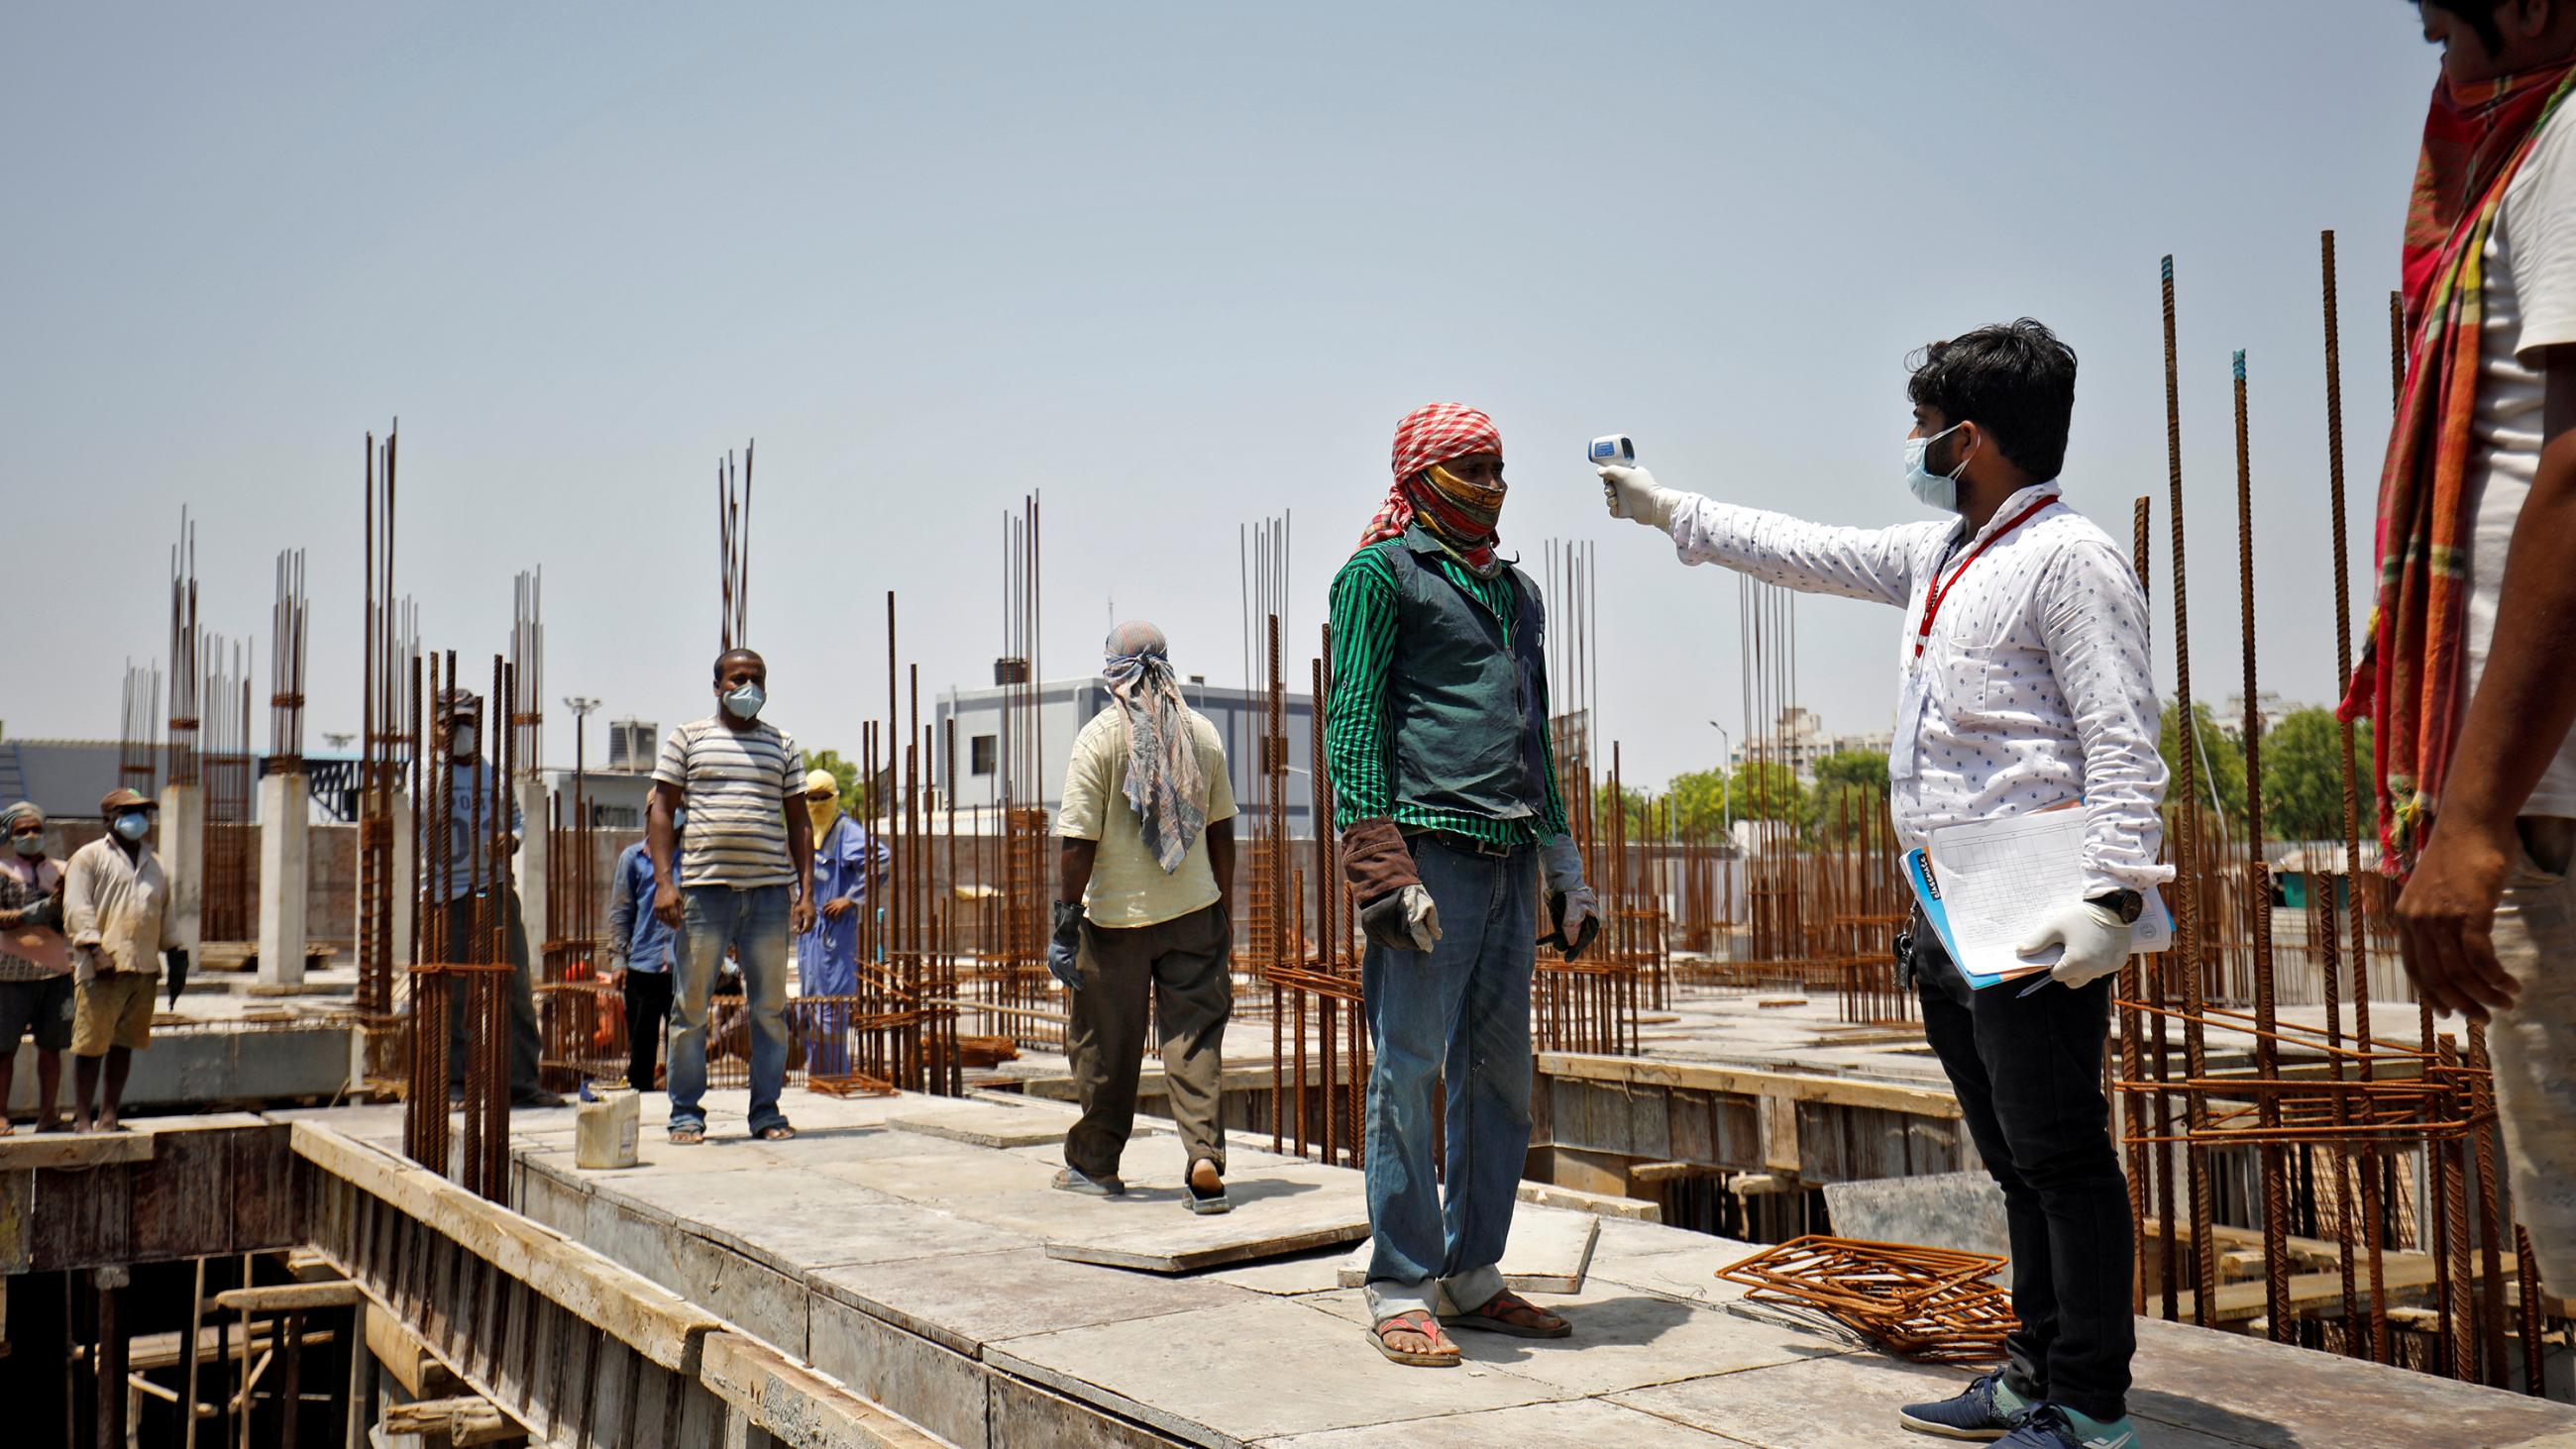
[1327,402,1598,1368]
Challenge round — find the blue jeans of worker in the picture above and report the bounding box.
[1361,834,1537,1321]
[667,883,792,1135]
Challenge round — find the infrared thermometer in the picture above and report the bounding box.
[1587,435,1637,467]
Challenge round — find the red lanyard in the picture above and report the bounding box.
[1912,496,2056,659]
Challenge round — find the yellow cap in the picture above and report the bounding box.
[804,769,839,798]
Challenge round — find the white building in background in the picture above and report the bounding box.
[933,668,1320,839]
[1724,707,1892,784]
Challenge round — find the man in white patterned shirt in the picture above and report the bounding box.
[1599,320,2166,1449]
[649,648,816,1145]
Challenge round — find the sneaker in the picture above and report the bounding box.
[1899,1368,2028,1440]
[1051,1166,1126,1196]
[1999,1404,2139,1449]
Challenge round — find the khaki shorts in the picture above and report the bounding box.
[72,973,156,1056]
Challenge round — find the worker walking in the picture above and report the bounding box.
[649,648,816,1144]
[1049,623,1237,1210]
[0,801,71,1133]
[2361,0,2576,1299]
[605,818,681,1089]
[798,767,889,1074]
[1326,404,1595,1367]
[430,688,560,1108]
[62,788,187,1133]
[1599,321,2164,1446]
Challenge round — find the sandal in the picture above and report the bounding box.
[755,1123,797,1141]
[1370,1309,1461,1368]
[1442,1288,1570,1339]
[668,1123,706,1146]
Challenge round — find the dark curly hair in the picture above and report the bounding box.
[1906,318,2079,483]
[2422,0,2509,56]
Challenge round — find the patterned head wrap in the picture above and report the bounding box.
[1356,403,1507,575]
[1101,621,1208,874]
[0,801,42,834]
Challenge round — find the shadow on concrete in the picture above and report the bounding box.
[2131,1389,2300,1448]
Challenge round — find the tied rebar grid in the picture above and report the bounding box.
[359,427,417,1088]
[268,548,308,769]
[401,651,513,1201]
[200,637,256,944]
[538,693,612,1088]
[1714,1236,2014,1365]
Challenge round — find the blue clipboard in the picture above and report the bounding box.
[1903,848,2051,993]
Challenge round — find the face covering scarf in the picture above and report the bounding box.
[1101,621,1207,874]
[1357,402,1509,576]
[2340,59,2576,871]
[806,798,839,838]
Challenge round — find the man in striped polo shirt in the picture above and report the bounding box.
[1326,402,1599,1368]
[648,648,816,1144]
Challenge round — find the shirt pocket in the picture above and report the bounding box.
[1936,642,2001,722]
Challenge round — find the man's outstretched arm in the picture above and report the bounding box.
[2400,349,2576,1019]
[1600,465,1928,606]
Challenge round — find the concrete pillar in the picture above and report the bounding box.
[515,777,550,952]
[257,771,309,986]
[157,781,204,964]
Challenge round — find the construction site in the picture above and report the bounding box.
[20,6,2576,1447]
[4,226,2576,1448]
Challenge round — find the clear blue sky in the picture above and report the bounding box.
[0,2,2436,790]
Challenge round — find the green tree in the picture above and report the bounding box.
[1590,780,1653,837]
[1666,768,1733,838]
[2160,700,2246,830]
[1729,759,1806,826]
[2258,706,2376,843]
[1805,749,1889,845]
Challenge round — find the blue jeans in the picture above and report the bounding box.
[1361,834,1536,1320]
[667,883,792,1133]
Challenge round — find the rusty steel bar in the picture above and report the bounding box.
[2232,351,2292,1343]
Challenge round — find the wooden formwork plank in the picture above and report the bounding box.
[1539,1052,1963,1120]
[699,1331,955,1449]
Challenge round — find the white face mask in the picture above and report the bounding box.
[1903,423,1972,512]
[451,724,479,758]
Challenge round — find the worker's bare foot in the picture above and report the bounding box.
[1369,1310,1459,1367]
[98,1110,121,1132]
[72,1113,94,1134]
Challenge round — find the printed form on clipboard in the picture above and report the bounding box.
[1904,804,2171,991]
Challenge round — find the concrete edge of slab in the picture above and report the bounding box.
[1044,1220,1372,1275]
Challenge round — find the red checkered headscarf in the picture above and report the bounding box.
[1357,403,1504,567]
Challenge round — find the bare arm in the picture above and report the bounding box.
[647,782,684,926]
[2399,349,2576,1018]
[1206,817,1235,922]
[1058,838,1099,906]
[785,791,815,935]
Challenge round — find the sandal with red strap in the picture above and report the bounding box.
[1369,1309,1461,1368]
[1442,1288,1571,1339]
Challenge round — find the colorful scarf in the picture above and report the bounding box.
[1101,621,1207,874]
[1358,402,1507,575]
[2341,60,2576,872]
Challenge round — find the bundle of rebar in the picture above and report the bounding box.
[1715,1235,2013,1364]
[357,427,416,1090]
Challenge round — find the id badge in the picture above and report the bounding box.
[1889,662,1926,781]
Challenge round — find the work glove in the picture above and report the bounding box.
[1359,884,1443,954]
[1047,900,1085,991]
[164,946,191,1005]
[1538,834,1601,960]
[2015,899,2132,989]
[1598,465,1684,533]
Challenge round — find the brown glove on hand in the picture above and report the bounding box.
[1340,818,1420,908]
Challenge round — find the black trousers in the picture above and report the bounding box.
[623,970,674,1089]
[1915,932,2133,1423]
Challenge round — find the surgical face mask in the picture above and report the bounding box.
[450,724,479,758]
[10,834,43,858]
[721,681,766,721]
[1903,423,1972,511]
[113,812,150,842]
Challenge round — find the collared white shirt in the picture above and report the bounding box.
[64,837,179,976]
[1664,481,2170,897]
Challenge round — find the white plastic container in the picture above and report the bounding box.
[575,1087,641,1170]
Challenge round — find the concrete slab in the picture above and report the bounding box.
[1256,1397,1723,1448]
[1301,1284,1840,1397]
[805,1145,1068,1203]
[1611,1354,2011,1448]
[1334,1207,1596,1294]
[889,1100,1087,1149]
[1583,1219,1756,1305]
[2123,1315,2576,1449]
[812,1245,1254,1359]
[1042,1163,1370,1273]
[1822,1171,2010,1260]
[986,1295,1569,1448]
[1195,1244,1351,1298]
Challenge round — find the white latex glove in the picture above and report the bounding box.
[1539,834,1596,939]
[2016,899,2133,989]
[1598,465,1684,533]
[1398,884,1443,952]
